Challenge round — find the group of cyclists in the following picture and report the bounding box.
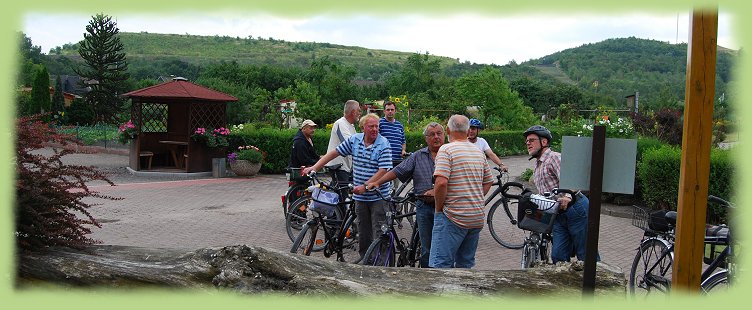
[285,99,597,269]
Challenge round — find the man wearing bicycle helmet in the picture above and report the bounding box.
[524,125,599,263]
[468,118,508,172]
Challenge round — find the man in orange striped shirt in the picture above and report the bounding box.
[429,115,494,268]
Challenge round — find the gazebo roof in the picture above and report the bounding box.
[123,79,238,102]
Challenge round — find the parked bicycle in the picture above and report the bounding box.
[281,164,341,218]
[289,170,360,263]
[360,189,421,267]
[485,167,527,249]
[628,195,735,297]
[284,164,347,242]
[391,152,415,230]
[501,183,577,268]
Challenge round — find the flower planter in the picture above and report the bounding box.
[230,160,261,176]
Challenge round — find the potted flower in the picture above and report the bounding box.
[191,127,230,148]
[117,120,138,144]
[227,145,265,176]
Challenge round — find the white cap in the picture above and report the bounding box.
[301,119,317,128]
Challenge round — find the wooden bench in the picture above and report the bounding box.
[139,151,154,170]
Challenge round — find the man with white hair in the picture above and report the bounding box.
[430,115,493,268]
[326,100,361,185]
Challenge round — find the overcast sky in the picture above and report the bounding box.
[22,11,737,66]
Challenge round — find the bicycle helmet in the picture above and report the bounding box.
[469,118,484,129]
[523,125,553,142]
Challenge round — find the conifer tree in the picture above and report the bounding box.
[52,75,66,123]
[29,66,50,115]
[74,13,129,123]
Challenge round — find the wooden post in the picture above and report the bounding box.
[583,125,605,295]
[672,9,717,292]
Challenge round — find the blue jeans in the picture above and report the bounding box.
[415,200,434,268]
[428,212,481,268]
[551,193,601,263]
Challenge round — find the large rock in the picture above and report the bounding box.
[18,245,626,297]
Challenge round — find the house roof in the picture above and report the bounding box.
[123,79,238,102]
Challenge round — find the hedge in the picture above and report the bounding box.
[637,145,734,222]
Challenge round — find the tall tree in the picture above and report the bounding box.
[52,75,66,123]
[17,32,43,87]
[74,14,130,123]
[455,66,534,130]
[29,67,51,116]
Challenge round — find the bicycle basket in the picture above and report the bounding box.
[517,191,559,234]
[309,186,339,217]
[631,206,650,231]
[286,167,309,182]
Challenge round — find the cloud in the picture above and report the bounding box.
[23,11,737,65]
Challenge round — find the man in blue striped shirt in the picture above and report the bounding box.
[303,113,393,259]
[379,101,406,166]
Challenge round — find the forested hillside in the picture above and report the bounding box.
[47,32,459,81]
[33,31,738,127]
[528,37,737,111]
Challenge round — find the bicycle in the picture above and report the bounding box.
[284,164,346,242]
[289,171,360,263]
[501,184,577,268]
[282,164,342,217]
[628,195,735,297]
[391,153,415,230]
[360,189,421,267]
[485,167,528,249]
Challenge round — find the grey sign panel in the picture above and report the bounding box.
[560,136,637,194]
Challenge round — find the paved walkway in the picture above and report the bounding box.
[62,148,643,275]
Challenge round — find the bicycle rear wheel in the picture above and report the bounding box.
[290,223,323,255]
[701,270,729,294]
[336,215,361,264]
[629,238,673,297]
[406,228,422,267]
[361,234,396,267]
[487,198,526,249]
[283,184,308,217]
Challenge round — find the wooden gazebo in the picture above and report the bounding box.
[122,78,238,173]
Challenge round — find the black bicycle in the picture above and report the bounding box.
[284,165,347,242]
[628,195,734,297]
[501,183,576,268]
[289,171,360,263]
[485,167,527,249]
[360,189,421,267]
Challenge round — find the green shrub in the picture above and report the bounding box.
[637,145,734,223]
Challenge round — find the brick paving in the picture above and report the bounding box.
[70,148,644,277]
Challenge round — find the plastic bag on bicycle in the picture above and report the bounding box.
[309,186,339,217]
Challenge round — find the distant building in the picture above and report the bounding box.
[18,86,81,107]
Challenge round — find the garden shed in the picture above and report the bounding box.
[122,77,237,173]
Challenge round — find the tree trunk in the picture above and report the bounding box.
[18,245,626,297]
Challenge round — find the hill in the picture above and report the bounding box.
[48,32,460,81]
[44,34,737,114]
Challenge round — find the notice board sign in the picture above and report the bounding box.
[559,136,637,194]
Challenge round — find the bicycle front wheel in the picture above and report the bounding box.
[487,198,526,249]
[629,238,673,297]
[701,270,729,294]
[361,234,396,267]
[286,196,342,244]
[521,244,537,269]
[290,223,323,255]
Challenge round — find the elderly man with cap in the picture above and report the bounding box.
[289,119,320,169]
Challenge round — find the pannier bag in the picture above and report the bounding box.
[309,186,339,217]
